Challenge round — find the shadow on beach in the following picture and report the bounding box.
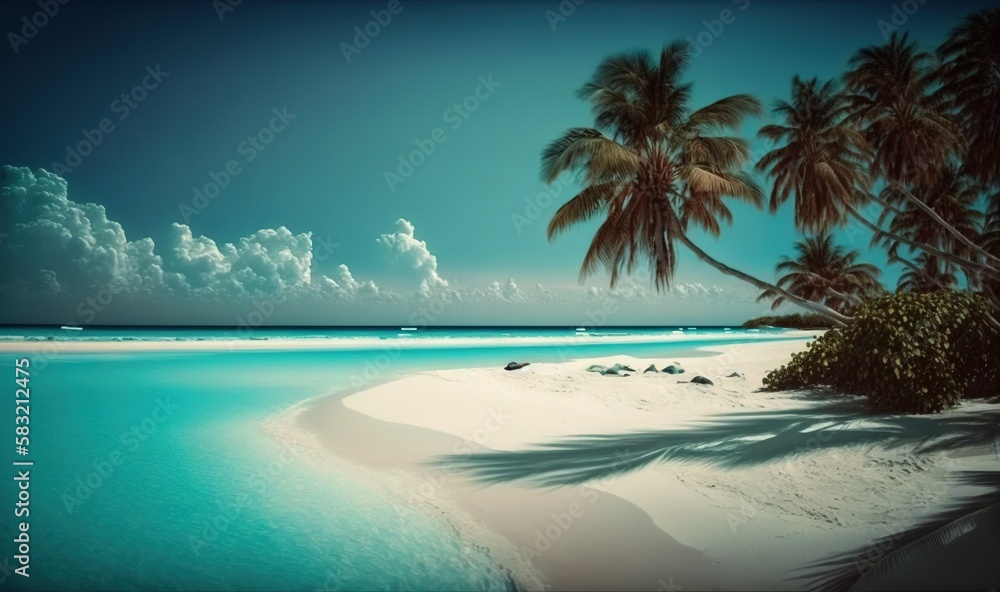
[434,392,1000,487]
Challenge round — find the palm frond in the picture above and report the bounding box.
[540,128,636,184]
[546,182,617,241]
[798,471,1000,592]
[682,94,763,134]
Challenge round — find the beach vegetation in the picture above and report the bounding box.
[533,10,1000,587]
[741,313,835,330]
[762,290,1000,413]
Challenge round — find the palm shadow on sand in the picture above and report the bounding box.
[432,391,1000,591]
[433,391,1000,487]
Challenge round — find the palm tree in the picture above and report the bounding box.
[843,32,1000,282]
[755,76,870,234]
[757,233,883,312]
[542,43,853,325]
[984,191,1000,300]
[879,165,985,287]
[754,76,993,282]
[937,8,1000,188]
[844,32,960,190]
[896,253,958,293]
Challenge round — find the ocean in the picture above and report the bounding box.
[1,326,808,591]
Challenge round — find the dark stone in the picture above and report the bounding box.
[726,372,745,379]
[643,364,658,373]
[690,375,714,385]
[504,362,530,371]
[662,364,685,374]
[585,364,607,373]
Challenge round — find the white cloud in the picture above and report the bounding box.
[0,166,760,322]
[376,218,448,290]
[480,277,526,303]
[168,223,317,298]
[533,283,560,303]
[0,166,176,297]
[0,166,385,303]
[326,264,384,300]
[578,280,740,305]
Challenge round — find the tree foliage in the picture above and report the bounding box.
[763,291,1000,413]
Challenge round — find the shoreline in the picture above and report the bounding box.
[269,390,552,591]
[0,330,820,354]
[293,338,1000,590]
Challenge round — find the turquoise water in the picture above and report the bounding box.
[1,327,808,591]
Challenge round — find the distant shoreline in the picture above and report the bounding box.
[0,330,820,354]
[741,313,837,329]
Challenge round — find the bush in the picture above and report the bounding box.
[742,313,836,329]
[762,290,1000,414]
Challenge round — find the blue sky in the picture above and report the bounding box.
[0,0,990,325]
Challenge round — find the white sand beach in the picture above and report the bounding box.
[293,337,1000,591]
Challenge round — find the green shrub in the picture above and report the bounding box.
[742,313,837,329]
[762,290,1000,414]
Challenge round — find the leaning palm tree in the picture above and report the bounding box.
[879,165,985,287]
[757,233,883,312]
[983,191,1000,301]
[844,32,960,190]
[754,76,991,282]
[755,76,871,234]
[896,253,958,294]
[542,42,852,325]
[844,32,1000,279]
[937,8,1000,188]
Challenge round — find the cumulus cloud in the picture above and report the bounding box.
[533,283,560,303]
[0,166,754,323]
[580,280,736,304]
[323,264,384,300]
[168,223,318,298]
[0,166,384,304]
[482,278,525,303]
[0,166,178,297]
[376,218,448,291]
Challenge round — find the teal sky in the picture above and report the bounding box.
[0,0,991,326]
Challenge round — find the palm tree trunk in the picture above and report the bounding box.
[888,184,1000,268]
[892,254,953,292]
[983,283,1000,311]
[672,230,851,326]
[797,271,864,308]
[845,203,1000,281]
[657,206,852,326]
[826,288,862,307]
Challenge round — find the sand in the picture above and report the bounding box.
[11,333,993,589]
[292,337,1000,591]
